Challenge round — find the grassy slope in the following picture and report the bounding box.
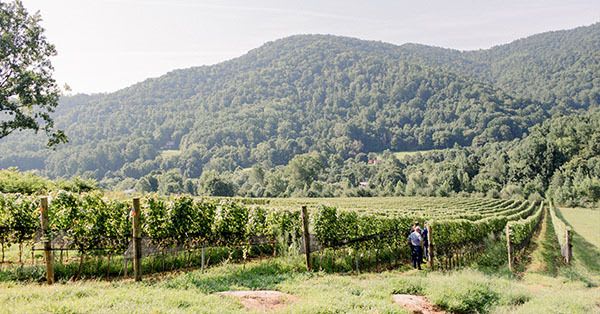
[391,149,447,159]
[159,150,182,158]
[369,148,450,161]
[509,206,600,314]
[559,207,600,249]
[556,207,600,286]
[1,255,599,314]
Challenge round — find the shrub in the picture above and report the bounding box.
[426,271,500,313]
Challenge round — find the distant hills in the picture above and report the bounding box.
[0,23,598,183]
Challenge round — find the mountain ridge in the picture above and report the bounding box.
[0,23,598,184]
[68,22,599,100]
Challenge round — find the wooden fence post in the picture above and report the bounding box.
[506,224,513,272]
[301,206,312,271]
[565,227,572,264]
[132,198,142,281]
[40,196,54,284]
[427,223,434,270]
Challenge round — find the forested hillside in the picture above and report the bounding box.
[466,24,600,108]
[398,23,600,108]
[0,23,598,204]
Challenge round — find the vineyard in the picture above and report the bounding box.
[0,192,553,282]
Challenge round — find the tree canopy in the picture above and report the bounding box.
[0,0,66,147]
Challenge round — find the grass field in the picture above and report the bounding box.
[555,207,600,287]
[371,148,451,160]
[392,148,448,159]
[159,150,182,158]
[558,207,600,249]
[1,255,599,314]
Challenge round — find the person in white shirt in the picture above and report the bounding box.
[408,226,423,270]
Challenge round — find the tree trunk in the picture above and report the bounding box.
[96,255,101,274]
[77,251,85,279]
[107,254,111,279]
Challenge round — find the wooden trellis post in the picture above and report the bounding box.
[427,224,434,270]
[565,227,572,264]
[132,197,142,281]
[506,224,513,272]
[40,196,54,284]
[301,206,312,271]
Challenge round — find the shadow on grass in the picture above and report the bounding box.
[554,207,600,276]
[162,259,306,293]
[571,232,600,275]
[471,234,512,278]
[0,265,45,282]
[557,233,600,287]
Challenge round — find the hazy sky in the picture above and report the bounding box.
[19,0,600,94]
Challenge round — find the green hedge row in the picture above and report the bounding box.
[508,201,544,246]
[312,206,414,248]
[0,192,301,259]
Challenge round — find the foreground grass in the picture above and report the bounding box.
[1,255,599,314]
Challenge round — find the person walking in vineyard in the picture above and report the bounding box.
[408,226,423,270]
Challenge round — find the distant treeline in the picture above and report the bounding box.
[5,112,598,207]
[124,111,599,207]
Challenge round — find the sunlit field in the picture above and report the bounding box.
[1,255,599,314]
[559,207,600,249]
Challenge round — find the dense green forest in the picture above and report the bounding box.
[0,23,598,205]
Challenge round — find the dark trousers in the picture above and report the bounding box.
[411,245,422,269]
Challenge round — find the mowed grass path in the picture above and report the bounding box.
[559,207,600,249]
[525,211,561,275]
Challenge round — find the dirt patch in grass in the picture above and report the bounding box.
[392,294,446,314]
[217,290,298,311]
